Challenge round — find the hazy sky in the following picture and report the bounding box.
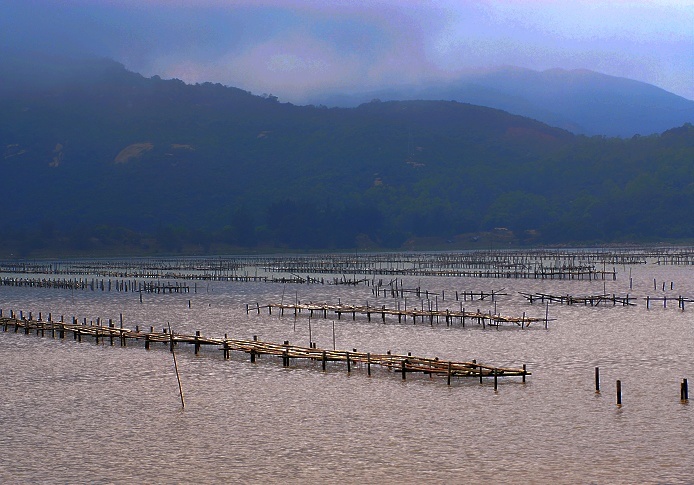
[2,0,693,102]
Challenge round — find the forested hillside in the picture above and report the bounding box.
[1,58,692,255]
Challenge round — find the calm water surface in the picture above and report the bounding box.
[1,260,692,484]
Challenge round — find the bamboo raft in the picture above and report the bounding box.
[0,312,529,386]
[249,302,549,329]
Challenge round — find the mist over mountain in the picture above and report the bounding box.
[310,67,694,138]
[1,57,692,256]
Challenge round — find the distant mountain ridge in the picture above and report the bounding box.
[310,67,694,137]
[0,56,692,255]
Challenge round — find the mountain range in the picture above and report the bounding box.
[310,67,694,138]
[0,57,692,255]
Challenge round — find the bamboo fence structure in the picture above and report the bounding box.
[519,292,637,307]
[249,301,549,329]
[0,311,529,387]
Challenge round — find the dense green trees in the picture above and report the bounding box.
[0,59,692,255]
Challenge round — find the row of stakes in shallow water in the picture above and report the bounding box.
[521,292,691,310]
[594,367,689,406]
[4,310,688,404]
[0,309,530,389]
[249,300,550,329]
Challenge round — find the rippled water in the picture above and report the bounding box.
[1,260,692,483]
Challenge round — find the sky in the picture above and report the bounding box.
[2,0,693,102]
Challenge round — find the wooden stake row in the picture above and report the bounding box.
[249,301,550,329]
[0,312,530,386]
[520,292,636,306]
[595,367,689,405]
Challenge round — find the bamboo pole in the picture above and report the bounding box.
[168,322,185,409]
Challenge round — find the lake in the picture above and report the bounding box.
[1,251,692,484]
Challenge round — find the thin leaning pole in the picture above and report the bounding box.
[168,322,185,409]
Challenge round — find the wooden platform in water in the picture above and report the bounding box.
[0,313,529,386]
[249,301,549,328]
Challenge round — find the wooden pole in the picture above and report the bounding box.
[595,367,600,392]
[194,330,200,354]
[167,323,185,409]
[222,334,230,360]
[682,378,689,401]
[616,380,622,406]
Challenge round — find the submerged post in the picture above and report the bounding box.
[616,380,622,406]
[223,335,230,360]
[595,367,600,392]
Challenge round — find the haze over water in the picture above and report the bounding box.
[1,254,692,483]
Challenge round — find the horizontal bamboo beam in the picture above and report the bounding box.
[0,315,530,384]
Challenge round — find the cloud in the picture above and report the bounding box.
[419,1,694,98]
[159,32,362,98]
[151,3,445,101]
[3,1,693,100]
